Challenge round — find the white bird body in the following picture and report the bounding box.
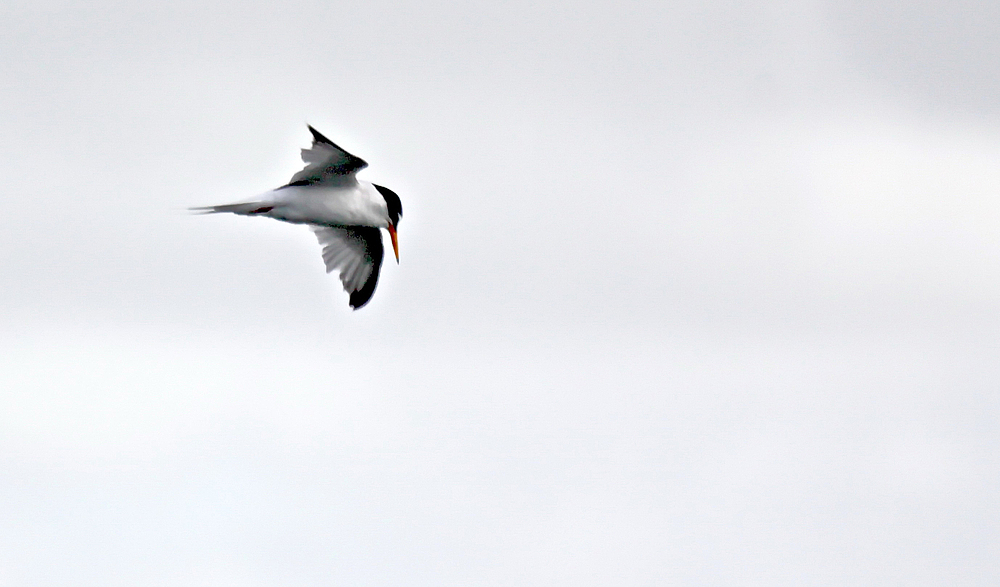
[194,126,403,309]
[256,178,390,228]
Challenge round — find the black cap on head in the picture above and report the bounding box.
[373,184,403,227]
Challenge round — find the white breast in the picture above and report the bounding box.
[265,179,389,227]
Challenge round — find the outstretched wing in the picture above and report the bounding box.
[288,126,368,185]
[312,226,384,309]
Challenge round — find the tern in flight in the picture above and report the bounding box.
[194,126,403,309]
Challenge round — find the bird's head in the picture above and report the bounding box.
[373,184,403,263]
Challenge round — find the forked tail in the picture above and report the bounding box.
[189,202,274,215]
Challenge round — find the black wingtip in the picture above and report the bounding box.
[348,296,370,310]
[304,125,368,173]
[307,124,336,146]
[344,227,384,310]
[348,275,380,309]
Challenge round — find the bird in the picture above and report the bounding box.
[193,126,403,309]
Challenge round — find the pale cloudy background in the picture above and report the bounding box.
[1,0,998,585]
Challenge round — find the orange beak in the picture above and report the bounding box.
[387,224,399,263]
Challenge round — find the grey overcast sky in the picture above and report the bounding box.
[2,0,998,585]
